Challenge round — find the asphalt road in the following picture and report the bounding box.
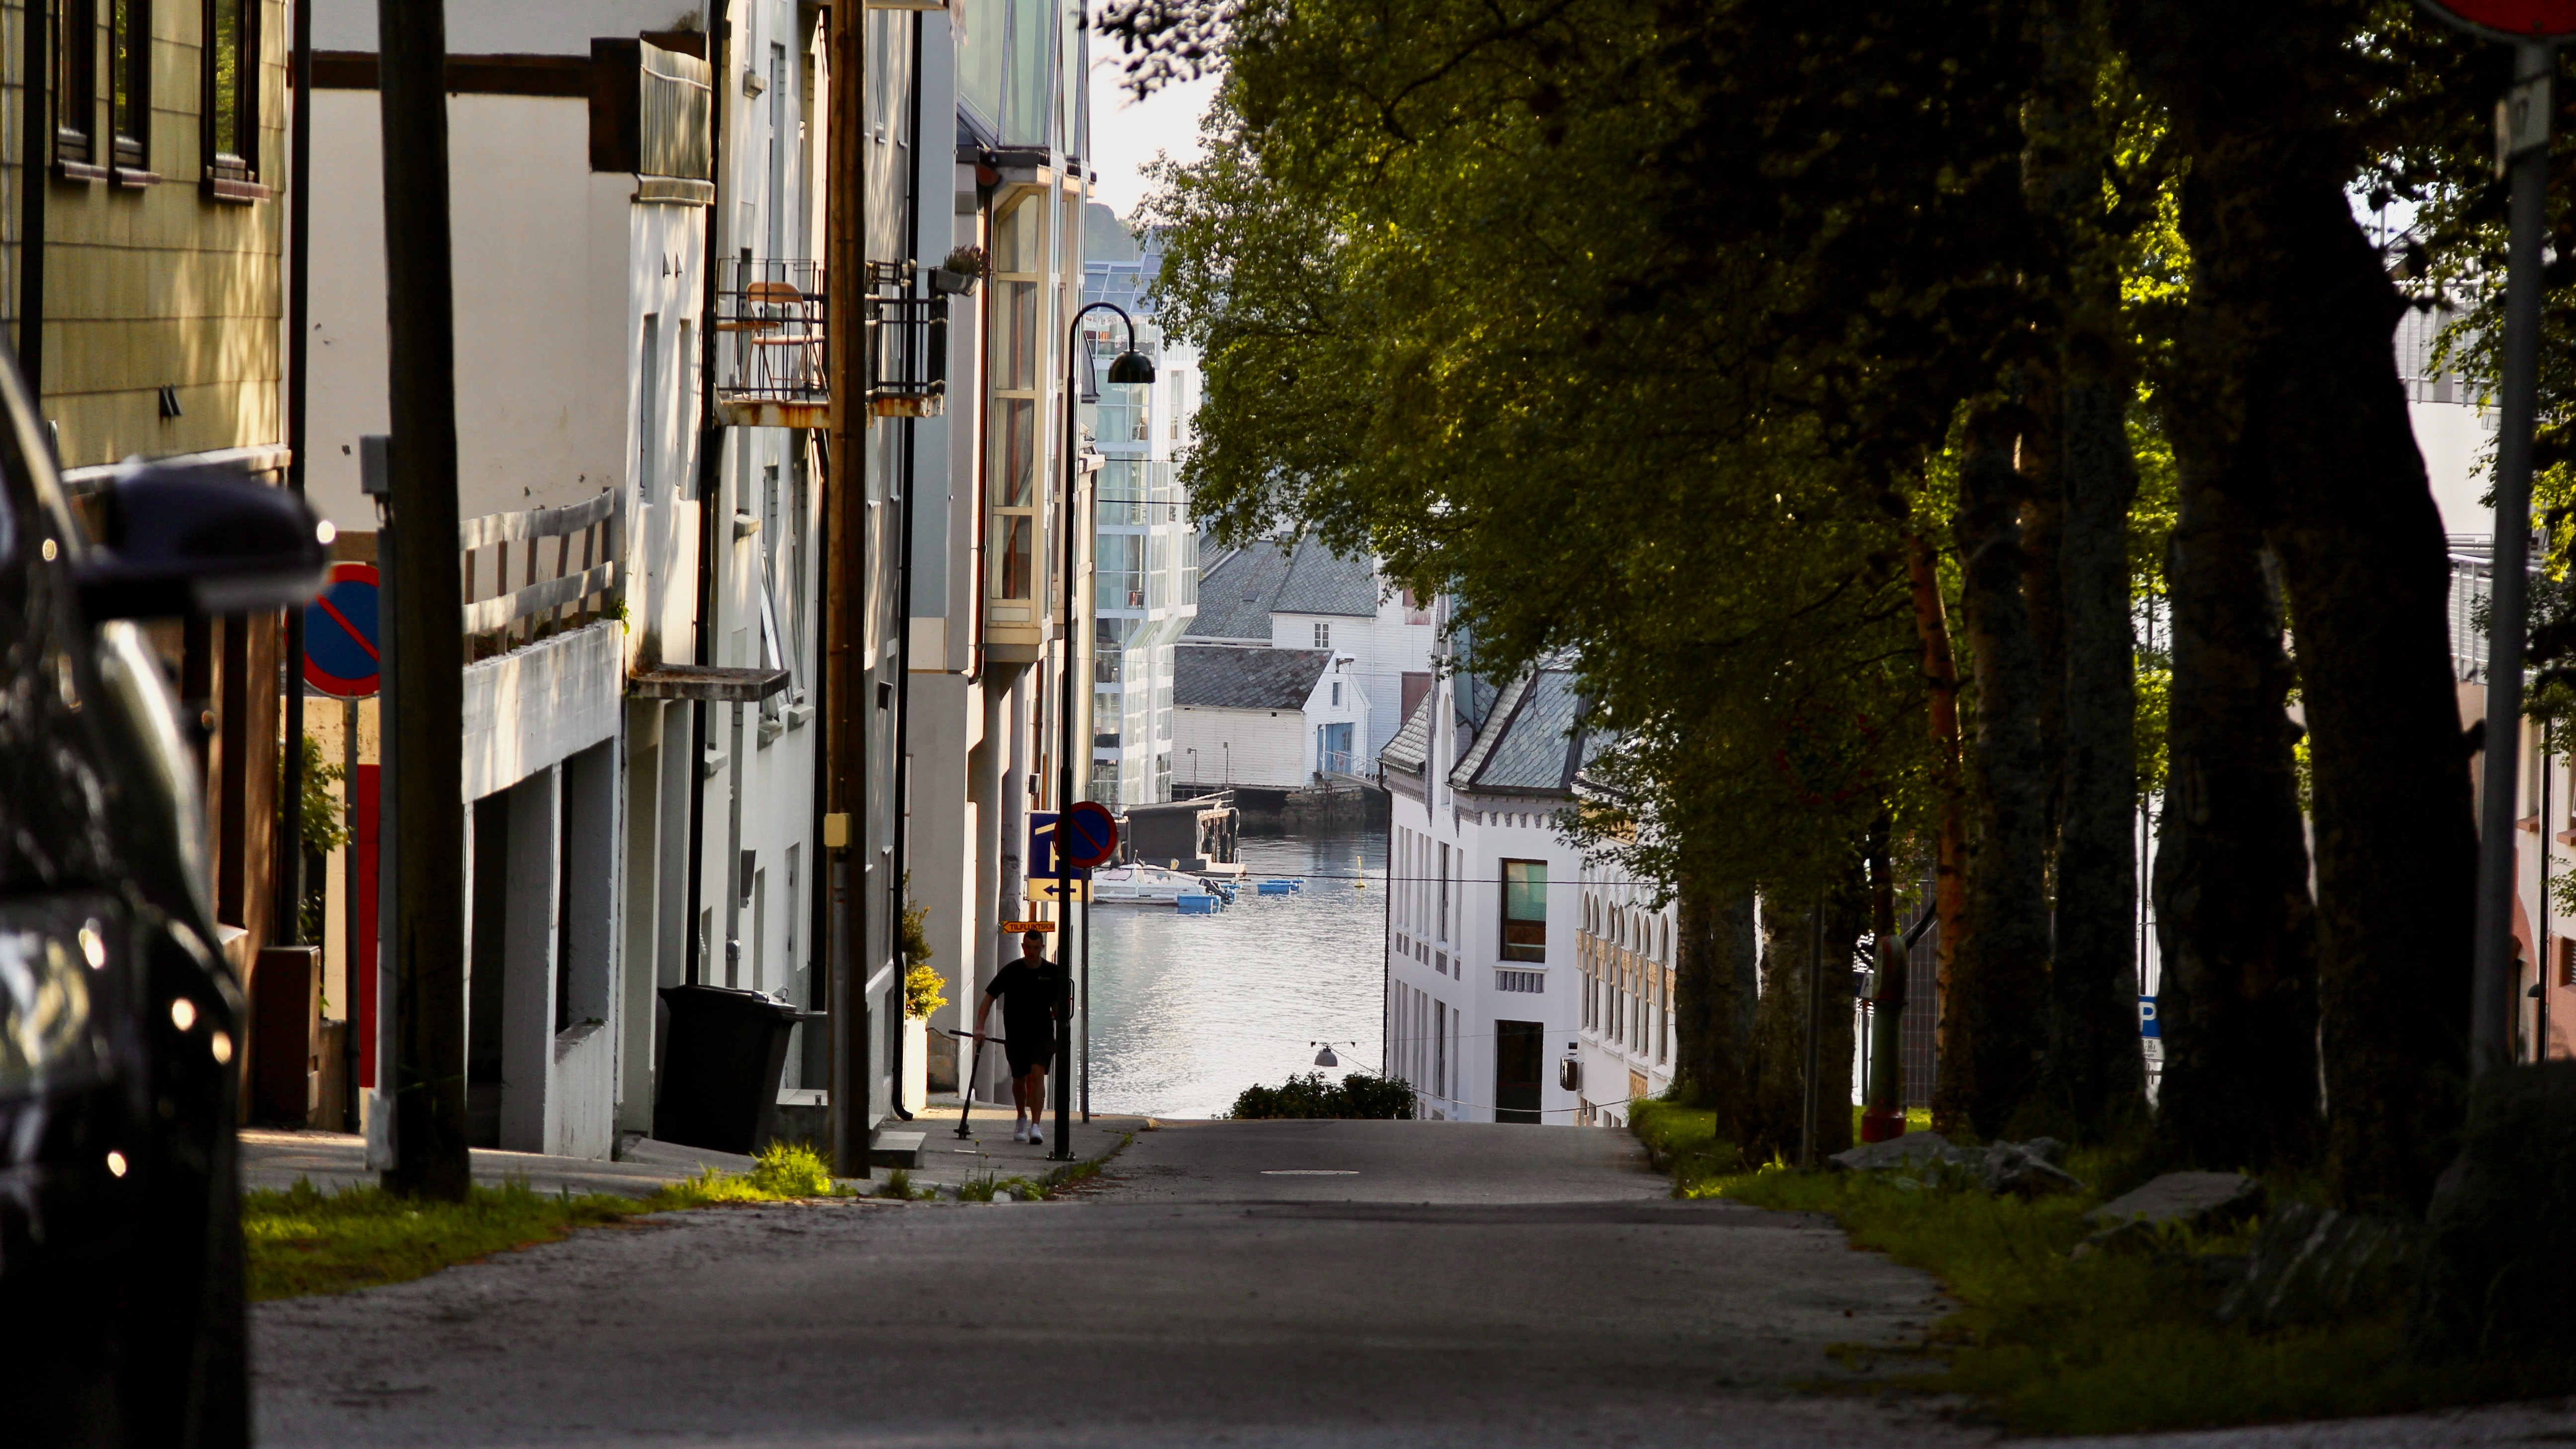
[253,1119,1972,1448]
[251,1120,2576,1448]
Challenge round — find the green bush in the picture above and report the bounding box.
[1229,1071,1417,1120]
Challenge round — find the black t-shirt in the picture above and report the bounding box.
[987,958,1059,1042]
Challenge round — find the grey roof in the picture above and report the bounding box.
[1173,644,1330,711]
[1271,536,1382,617]
[1381,687,1434,775]
[1183,536,1379,644]
[1470,670,1584,793]
[1445,668,1583,798]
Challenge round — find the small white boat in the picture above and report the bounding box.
[1090,862,1218,905]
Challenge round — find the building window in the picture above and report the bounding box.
[57,0,99,166]
[2562,936,2576,989]
[1313,621,1330,649]
[110,0,147,169]
[203,0,256,180]
[1437,843,1450,944]
[1497,969,1543,994]
[1330,682,1342,707]
[987,194,1043,602]
[1501,859,1546,963]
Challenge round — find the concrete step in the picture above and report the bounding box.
[871,1130,926,1169]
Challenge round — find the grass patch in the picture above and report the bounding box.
[246,1142,862,1301]
[1688,1148,2573,1434]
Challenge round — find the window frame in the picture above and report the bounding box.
[1500,858,1547,963]
[108,0,150,173]
[56,0,101,171]
[200,0,262,196]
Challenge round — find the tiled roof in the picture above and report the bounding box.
[1473,670,1584,793]
[1173,644,1330,711]
[1271,536,1381,617]
[1182,541,1291,642]
[1381,687,1434,775]
[1183,535,1379,644]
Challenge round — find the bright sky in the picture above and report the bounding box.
[1086,52,1221,223]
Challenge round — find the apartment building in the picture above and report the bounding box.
[1378,644,1588,1123]
[1082,214,1197,806]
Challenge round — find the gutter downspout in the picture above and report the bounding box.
[684,10,731,989]
[888,5,925,1119]
[279,0,316,959]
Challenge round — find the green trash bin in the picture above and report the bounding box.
[653,983,807,1155]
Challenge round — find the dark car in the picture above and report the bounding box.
[0,358,328,1447]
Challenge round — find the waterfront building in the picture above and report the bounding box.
[1082,215,1198,806]
[1376,636,1586,1123]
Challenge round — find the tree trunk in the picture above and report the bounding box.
[2023,0,2145,1137]
[2153,429,2321,1171]
[2120,0,2480,1219]
[1905,533,1968,1122]
[1748,897,1807,1164]
[1944,406,2055,1140]
[1673,874,1759,1149]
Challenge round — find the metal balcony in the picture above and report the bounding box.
[864,260,949,419]
[715,258,828,428]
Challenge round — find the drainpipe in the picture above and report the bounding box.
[18,0,44,396]
[684,8,731,989]
[888,5,925,1118]
[278,0,316,954]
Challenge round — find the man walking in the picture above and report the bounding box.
[974,929,1060,1144]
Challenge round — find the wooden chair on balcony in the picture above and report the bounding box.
[721,279,824,395]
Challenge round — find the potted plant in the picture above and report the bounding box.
[932,245,986,296]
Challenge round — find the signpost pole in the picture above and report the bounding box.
[2473,38,2556,1078]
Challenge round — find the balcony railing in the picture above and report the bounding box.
[459,488,620,661]
[865,261,948,418]
[715,259,827,423]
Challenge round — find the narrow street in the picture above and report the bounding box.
[252,1121,1971,1449]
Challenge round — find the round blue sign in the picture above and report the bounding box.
[304,562,381,697]
[1063,801,1121,869]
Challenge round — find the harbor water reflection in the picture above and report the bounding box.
[1084,828,1387,1120]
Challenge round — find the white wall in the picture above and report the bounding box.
[2413,398,2496,539]
[1172,706,1308,789]
[305,91,645,535]
[1271,601,1434,763]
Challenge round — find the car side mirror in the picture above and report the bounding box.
[70,465,333,619]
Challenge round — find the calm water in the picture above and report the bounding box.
[1082,829,1388,1119]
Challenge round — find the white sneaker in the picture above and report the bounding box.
[1012,1122,1029,1143]
[1028,1122,1045,1145]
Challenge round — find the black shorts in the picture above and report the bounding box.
[1004,1035,1051,1076]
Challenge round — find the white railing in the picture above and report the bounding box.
[459,489,619,654]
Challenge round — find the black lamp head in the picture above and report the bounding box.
[1106,350,1156,385]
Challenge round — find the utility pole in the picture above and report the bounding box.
[2473,40,2555,1079]
[824,0,873,1179]
[375,0,470,1200]
[278,0,317,948]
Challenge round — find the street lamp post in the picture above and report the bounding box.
[1053,302,1154,1159]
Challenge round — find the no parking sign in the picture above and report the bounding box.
[304,562,381,697]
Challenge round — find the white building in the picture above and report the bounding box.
[1184,534,1434,765]
[1083,215,1200,806]
[1377,654,1587,1123]
[1571,866,1676,1127]
[1170,644,1368,789]
[901,0,1101,1101]
[300,0,907,1158]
